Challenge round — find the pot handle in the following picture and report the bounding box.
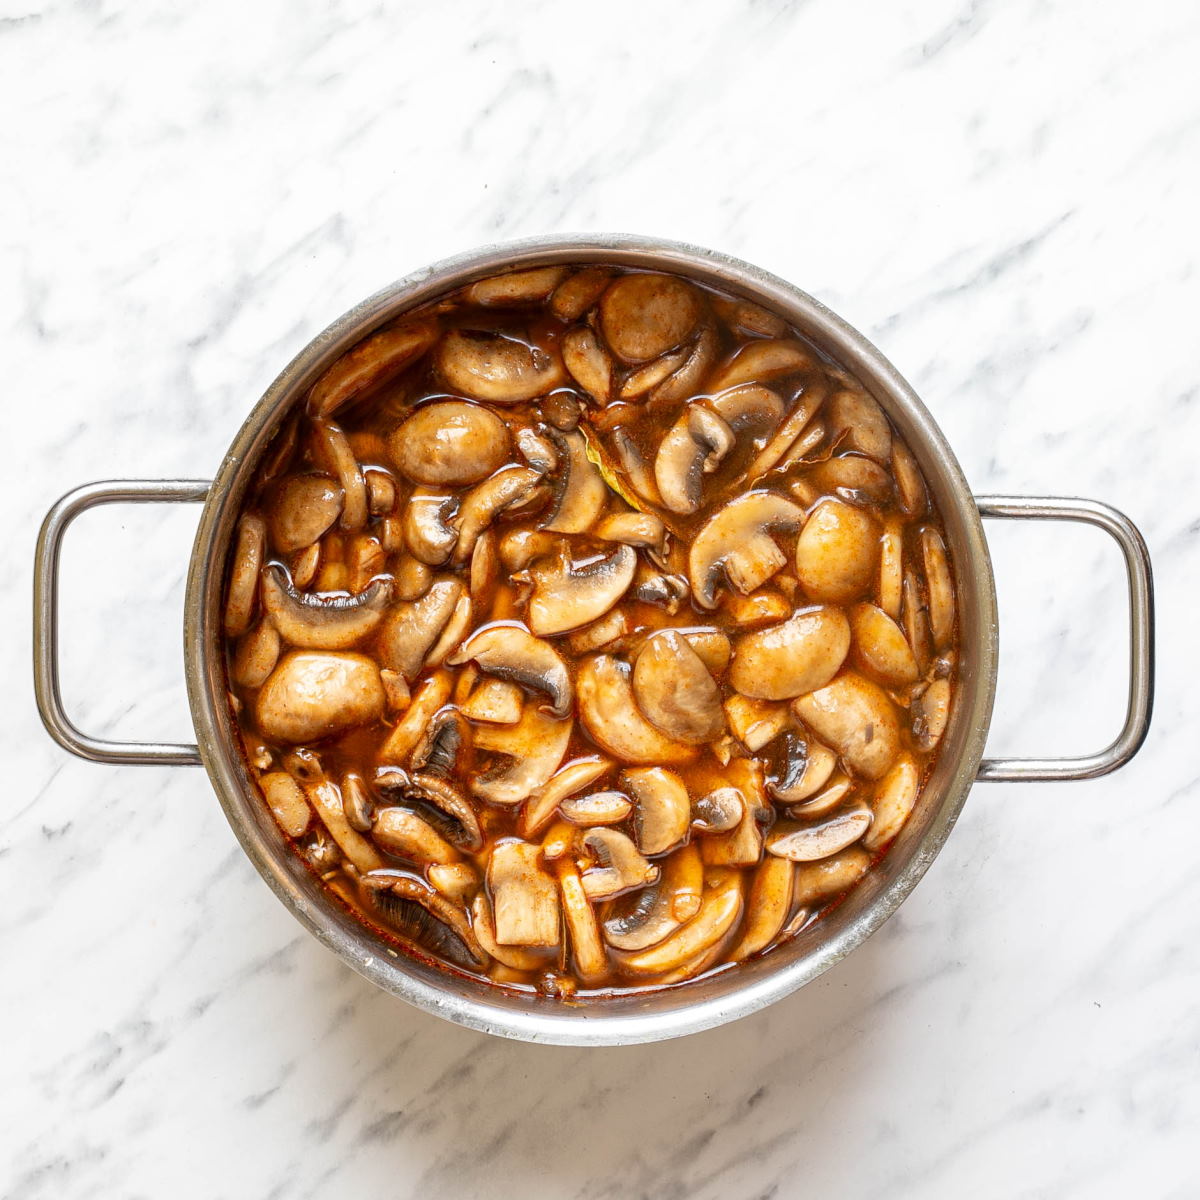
[974,496,1154,782]
[33,479,213,766]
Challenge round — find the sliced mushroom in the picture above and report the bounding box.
[712,296,788,338]
[578,654,698,766]
[540,428,607,533]
[593,510,666,549]
[452,465,544,564]
[631,631,725,745]
[519,756,613,839]
[559,790,633,827]
[599,274,702,363]
[410,707,469,777]
[448,624,572,717]
[609,427,665,509]
[305,777,384,873]
[264,474,343,555]
[689,491,805,608]
[765,732,838,804]
[470,892,553,970]
[699,795,764,867]
[615,868,743,975]
[654,404,736,514]
[291,540,321,589]
[795,498,880,604]
[849,602,919,688]
[792,847,871,907]
[346,533,386,594]
[261,565,392,650]
[436,328,567,403]
[824,390,891,463]
[394,553,433,600]
[497,526,562,573]
[402,491,459,565]
[619,342,692,399]
[364,467,397,518]
[729,606,850,700]
[376,579,462,680]
[256,651,384,745]
[428,861,479,903]
[232,619,281,689]
[681,628,732,674]
[378,670,453,763]
[767,807,873,861]
[706,339,815,392]
[528,544,636,636]
[379,668,410,713]
[602,844,702,952]
[902,567,933,674]
[580,828,659,900]
[650,322,720,406]
[550,267,613,321]
[793,673,901,781]
[307,319,438,418]
[556,862,608,985]
[360,873,486,969]
[373,807,460,865]
[722,694,790,753]
[561,326,613,404]
[720,588,792,628]
[515,425,558,475]
[920,527,955,649]
[466,266,566,307]
[632,568,689,612]
[225,514,266,637]
[807,454,894,506]
[912,677,951,751]
[730,855,795,960]
[743,378,830,480]
[374,767,483,852]
[310,420,368,532]
[623,767,691,855]
[709,383,785,440]
[460,677,524,725]
[879,515,904,620]
[260,771,310,838]
[471,705,573,805]
[340,769,374,832]
[423,590,473,668]
[892,438,928,516]
[487,841,560,947]
[690,786,744,835]
[863,754,919,851]
[787,772,854,819]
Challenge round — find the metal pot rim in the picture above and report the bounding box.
[182,233,1000,1046]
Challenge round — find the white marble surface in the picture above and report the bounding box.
[3,0,1199,1195]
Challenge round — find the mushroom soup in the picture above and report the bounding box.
[223,265,957,997]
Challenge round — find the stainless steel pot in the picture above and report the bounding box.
[32,235,1155,1046]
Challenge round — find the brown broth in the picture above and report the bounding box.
[222,265,957,999]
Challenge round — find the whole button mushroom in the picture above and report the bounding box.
[795,498,880,604]
[387,400,511,488]
[255,651,385,744]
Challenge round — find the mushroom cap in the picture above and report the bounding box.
[599,274,702,363]
[794,499,880,604]
[792,673,901,780]
[360,873,486,969]
[264,473,344,554]
[388,400,511,489]
[729,606,851,701]
[255,651,384,744]
[624,766,692,855]
[631,631,725,745]
[435,328,566,403]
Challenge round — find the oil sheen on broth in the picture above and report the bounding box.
[222,264,957,999]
